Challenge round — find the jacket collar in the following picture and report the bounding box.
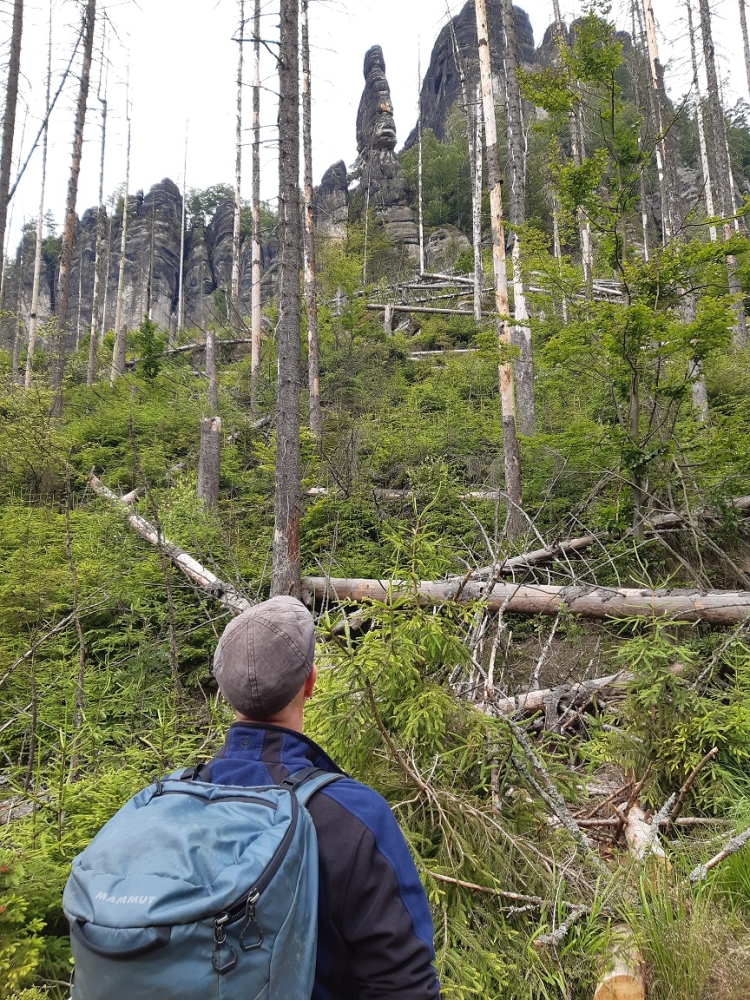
[220,721,346,775]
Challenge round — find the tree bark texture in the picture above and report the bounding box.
[474,0,524,538]
[88,25,108,385]
[698,0,748,344]
[232,0,244,333]
[594,926,646,1000]
[206,328,219,415]
[501,0,535,435]
[302,0,322,440]
[0,0,23,279]
[304,576,750,625]
[686,0,717,241]
[198,417,222,509]
[250,0,262,409]
[271,0,302,598]
[26,7,51,389]
[111,107,131,384]
[52,0,96,411]
[741,0,750,99]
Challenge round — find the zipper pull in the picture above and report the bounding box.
[212,914,238,974]
[239,890,264,952]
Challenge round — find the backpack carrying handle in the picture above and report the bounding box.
[71,919,171,960]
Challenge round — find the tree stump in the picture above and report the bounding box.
[198,416,222,508]
[594,925,646,1000]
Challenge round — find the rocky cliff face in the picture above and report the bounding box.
[314,161,349,241]
[405,0,536,148]
[352,46,418,250]
[8,178,278,345]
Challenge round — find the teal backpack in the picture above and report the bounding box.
[63,765,342,1000]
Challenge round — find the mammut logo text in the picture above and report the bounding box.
[95,892,157,905]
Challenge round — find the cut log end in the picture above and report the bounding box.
[593,969,645,1000]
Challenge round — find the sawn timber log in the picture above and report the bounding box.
[303,577,750,625]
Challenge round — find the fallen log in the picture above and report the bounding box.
[303,577,750,625]
[88,476,251,615]
[125,338,254,369]
[306,487,499,502]
[467,496,750,578]
[492,670,631,717]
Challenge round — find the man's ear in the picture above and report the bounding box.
[303,663,317,699]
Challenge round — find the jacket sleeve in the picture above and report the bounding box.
[334,789,441,999]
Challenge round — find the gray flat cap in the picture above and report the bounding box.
[213,597,316,719]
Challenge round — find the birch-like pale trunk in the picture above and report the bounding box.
[447,13,482,320]
[53,0,96,414]
[475,0,524,538]
[628,2,651,259]
[501,0,534,435]
[698,0,748,345]
[302,0,322,439]
[75,245,84,349]
[250,0,262,409]
[272,0,303,596]
[0,0,23,281]
[26,10,52,389]
[642,0,674,241]
[687,0,717,239]
[11,244,24,382]
[101,214,112,339]
[740,0,750,98]
[473,93,484,323]
[87,22,108,384]
[111,99,131,384]
[417,46,426,276]
[177,124,187,338]
[231,0,244,333]
[206,327,219,415]
[551,192,568,322]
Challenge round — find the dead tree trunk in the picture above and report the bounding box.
[501,0,534,435]
[250,0,262,410]
[447,17,482,322]
[206,328,219,415]
[740,0,750,101]
[52,0,96,414]
[111,92,131,384]
[302,0,322,440]
[687,0,717,240]
[474,0,524,538]
[698,0,748,345]
[642,0,677,241]
[11,245,24,382]
[198,416,222,509]
[87,21,108,385]
[305,576,750,625]
[0,0,23,281]
[177,123,187,338]
[272,0,303,597]
[231,0,245,333]
[26,6,51,389]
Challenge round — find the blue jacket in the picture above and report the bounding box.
[209,722,440,1000]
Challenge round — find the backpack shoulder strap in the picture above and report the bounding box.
[280,766,344,807]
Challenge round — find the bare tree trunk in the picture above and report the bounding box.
[643,0,675,242]
[177,124,187,338]
[272,0,303,596]
[75,245,84,349]
[26,8,51,389]
[628,1,651,260]
[473,95,484,323]
[250,0,262,409]
[111,94,131,384]
[447,16,482,321]
[0,0,23,281]
[198,417,222,508]
[100,213,112,340]
[231,0,245,333]
[206,327,219,415]
[11,245,23,382]
[551,191,567,321]
[417,45,426,276]
[52,0,96,414]
[698,0,748,344]
[302,0,322,440]
[87,21,108,385]
[740,0,750,99]
[475,0,524,538]
[501,0,534,435]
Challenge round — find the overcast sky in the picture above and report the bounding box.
[3,0,748,253]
